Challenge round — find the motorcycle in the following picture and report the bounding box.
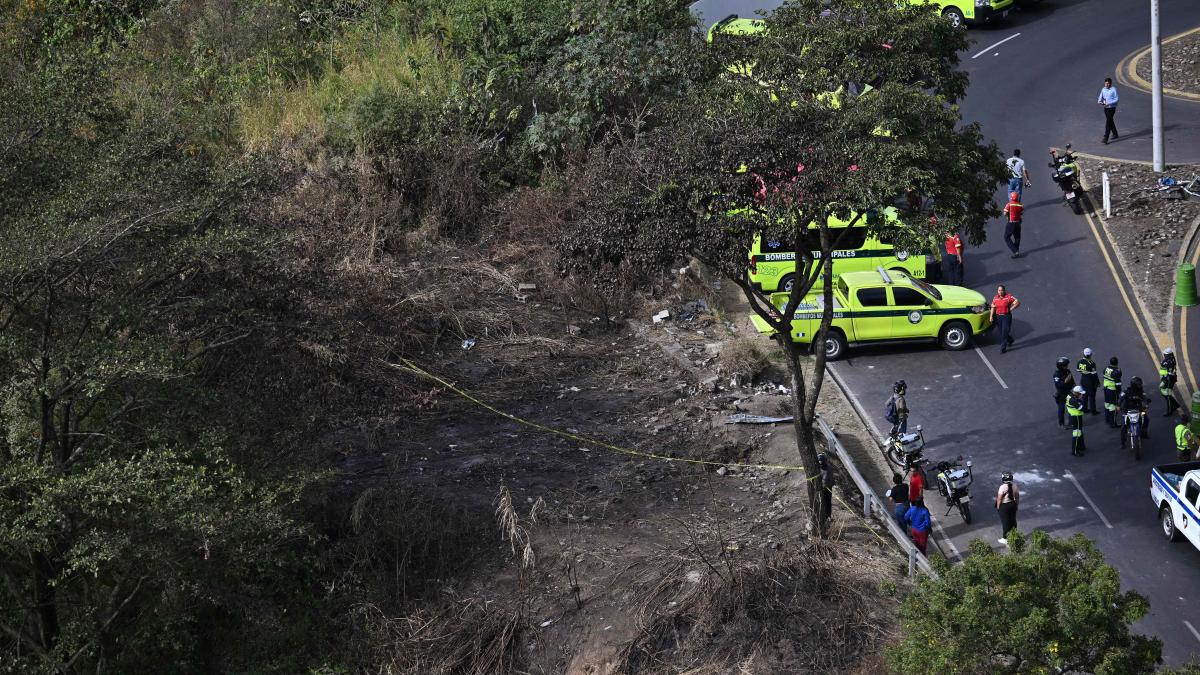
[884,427,926,470]
[1121,409,1145,460]
[933,456,974,523]
[1049,145,1083,215]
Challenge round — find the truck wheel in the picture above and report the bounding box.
[939,321,971,351]
[778,274,796,294]
[1162,505,1183,542]
[823,329,848,361]
[942,7,965,28]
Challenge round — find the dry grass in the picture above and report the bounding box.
[358,599,526,675]
[718,336,771,382]
[616,539,898,674]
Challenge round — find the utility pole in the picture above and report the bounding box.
[1151,0,1164,171]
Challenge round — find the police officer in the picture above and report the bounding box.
[1175,414,1196,461]
[1077,348,1100,414]
[1159,348,1180,417]
[1067,385,1086,455]
[1119,376,1150,447]
[1053,357,1075,429]
[1102,356,1122,428]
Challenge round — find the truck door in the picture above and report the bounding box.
[890,286,935,338]
[853,286,889,340]
[1186,479,1200,549]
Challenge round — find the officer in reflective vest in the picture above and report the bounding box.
[1176,414,1196,461]
[1067,386,1086,456]
[1159,347,1179,417]
[1102,356,1122,428]
[1077,347,1099,415]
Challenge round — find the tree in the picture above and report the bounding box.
[564,0,1005,534]
[888,530,1163,674]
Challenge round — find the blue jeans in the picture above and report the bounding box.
[894,504,908,528]
[997,313,1013,350]
[1008,176,1024,199]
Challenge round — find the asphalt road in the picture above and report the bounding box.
[691,0,1200,663]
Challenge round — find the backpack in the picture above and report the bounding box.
[884,395,898,425]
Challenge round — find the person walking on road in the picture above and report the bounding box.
[888,472,909,528]
[1098,77,1119,144]
[1175,414,1196,461]
[886,380,909,436]
[1001,191,1024,258]
[944,231,964,286]
[1077,348,1100,414]
[1005,149,1031,200]
[905,498,931,554]
[908,463,925,504]
[1159,348,1180,417]
[995,471,1020,545]
[1103,356,1123,427]
[1053,357,1075,429]
[990,285,1020,353]
[1067,386,1086,455]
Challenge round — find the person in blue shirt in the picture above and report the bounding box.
[1098,77,1119,144]
[905,498,931,554]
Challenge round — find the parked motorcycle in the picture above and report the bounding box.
[884,427,926,470]
[1122,409,1145,460]
[933,456,974,523]
[1049,145,1083,214]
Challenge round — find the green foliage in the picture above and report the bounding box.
[888,530,1162,674]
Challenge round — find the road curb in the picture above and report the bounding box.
[1115,26,1200,104]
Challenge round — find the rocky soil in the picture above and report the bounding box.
[1134,28,1200,95]
[1078,159,1200,331]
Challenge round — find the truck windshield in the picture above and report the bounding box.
[908,277,942,301]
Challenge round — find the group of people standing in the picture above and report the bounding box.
[1050,347,1189,456]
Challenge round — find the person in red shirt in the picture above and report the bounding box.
[944,231,964,285]
[1001,191,1024,259]
[907,464,925,503]
[989,285,1020,353]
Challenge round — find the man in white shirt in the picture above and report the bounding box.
[1098,77,1119,144]
[1005,149,1030,199]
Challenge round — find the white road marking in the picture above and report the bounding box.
[932,517,962,561]
[972,33,1021,59]
[975,347,1009,389]
[1064,471,1113,529]
[1185,620,1200,644]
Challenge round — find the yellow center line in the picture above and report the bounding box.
[1115,26,1200,103]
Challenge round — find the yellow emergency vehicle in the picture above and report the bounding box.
[748,207,928,293]
[751,268,991,360]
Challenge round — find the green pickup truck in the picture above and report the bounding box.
[751,268,992,360]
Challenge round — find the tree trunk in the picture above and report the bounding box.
[32,551,59,652]
[781,340,826,537]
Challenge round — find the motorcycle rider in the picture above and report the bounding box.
[1053,357,1075,429]
[1067,385,1086,456]
[1159,347,1180,417]
[1102,356,1123,428]
[886,380,909,436]
[1077,347,1100,414]
[1119,376,1151,448]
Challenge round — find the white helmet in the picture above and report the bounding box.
[1164,347,1174,355]
[1072,385,1085,394]
[1083,347,1093,356]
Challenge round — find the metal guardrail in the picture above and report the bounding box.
[816,415,938,578]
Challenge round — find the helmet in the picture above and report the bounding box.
[1010,191,1019,201]
[817,452,828,467]
[1083,347,1093,356]
[1001,471,1013,483]
[1056,357,1069,369]
[893,380,907,394]
[1110,356,1119,366]
[1072,385,1085,394]
[1165,347,1174,355]
[1130,376,1143,388]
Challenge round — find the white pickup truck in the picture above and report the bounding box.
[1150,461,1200,546]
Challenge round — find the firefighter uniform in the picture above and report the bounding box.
[1067,390,1086,455]
[1176,419,1196,461]
[1077,351,1099,414]
[1102,361,1122,427]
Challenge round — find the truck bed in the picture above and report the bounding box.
[1152,461,1200,493]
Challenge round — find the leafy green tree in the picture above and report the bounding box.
[565,0,1004,534]
[888,531,1162,674]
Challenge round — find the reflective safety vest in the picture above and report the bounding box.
[1160,363,1177,393]
[1178,424,1195,452]
[1066,397,1084,416]
[1103,366,1121,390]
